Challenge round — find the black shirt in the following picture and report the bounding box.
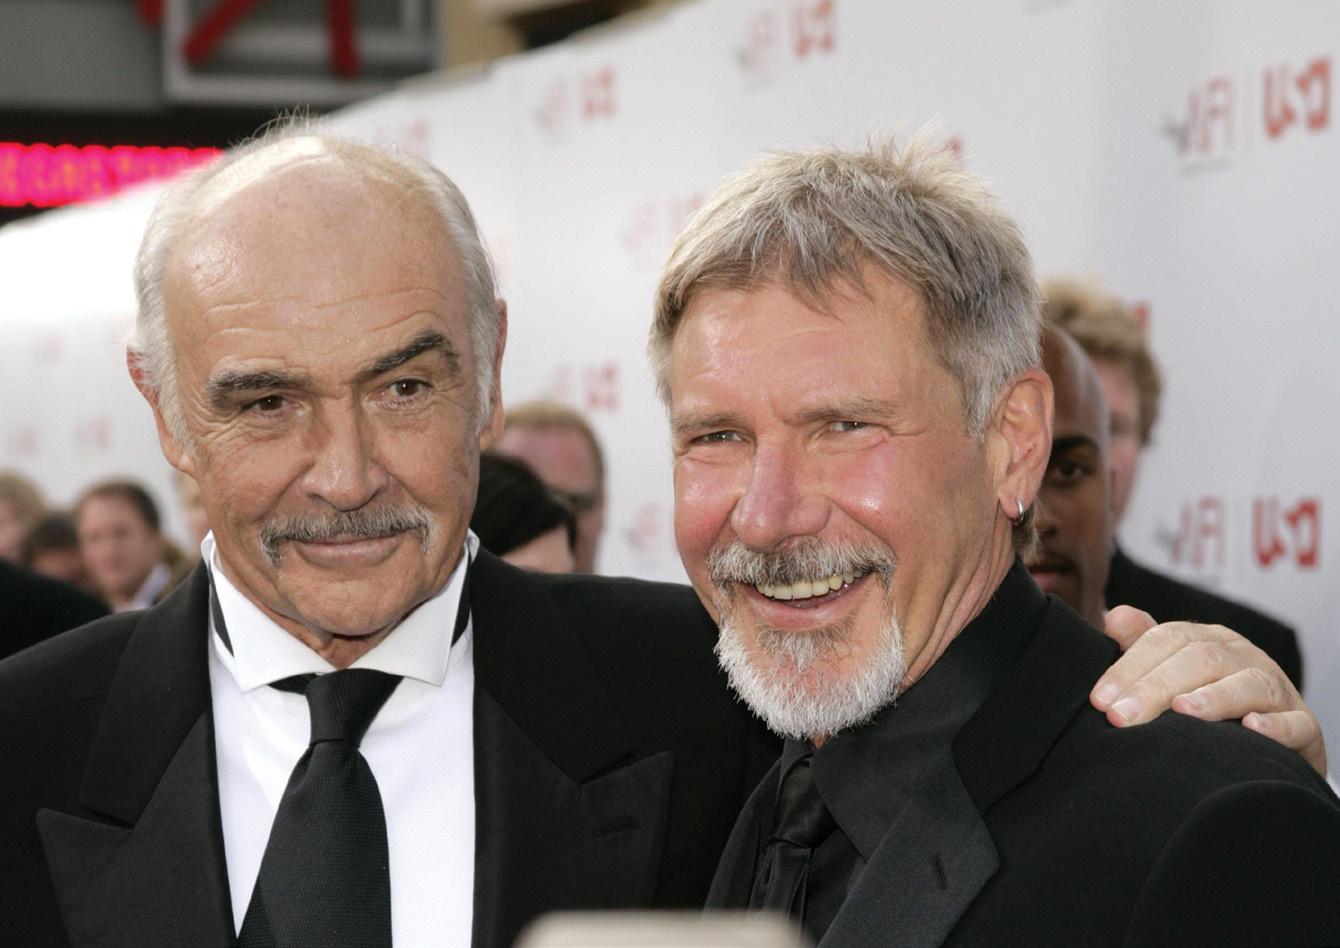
[777,561,1044,942]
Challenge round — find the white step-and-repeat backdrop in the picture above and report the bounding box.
[2,0,1337,734]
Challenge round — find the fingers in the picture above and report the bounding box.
[1170,667,1297,723]
[1244,711,1328,776]
[1091,620,1235,720]
[1102,604,1158,651]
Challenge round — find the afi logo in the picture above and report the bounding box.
[1171,496,1226,571]
[580,67,616,121]
[624,502,663,555]
[6,426,40,458]
[1264,56,1331,140]
[1173,76,1234,162]
[33,332,63,364]
[74,416,112,454]
[1253,497,1320,569]
[583,362,619,413]
[792,0,836,58]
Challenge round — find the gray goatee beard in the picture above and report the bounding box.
[259,504,434,567]
[707,538,906,742]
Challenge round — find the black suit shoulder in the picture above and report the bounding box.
[0,609,138,726]
[0,560,109,660]
[522,567,777,772]
[1105,546,1302,688]
[959,612,1338,946]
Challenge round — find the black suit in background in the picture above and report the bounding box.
[1106,544,1303,689]
[708,564,1340,946]
[0,550,779,948]
[0,559,107,660]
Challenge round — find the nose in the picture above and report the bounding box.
[1033,493,1057,538]
[301,401,389,511]
[729,442,829,550]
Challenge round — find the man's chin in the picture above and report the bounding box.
[714,614,906,742]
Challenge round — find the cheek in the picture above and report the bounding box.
[673,461,736,564]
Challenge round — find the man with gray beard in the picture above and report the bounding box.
[651,136,1340,945]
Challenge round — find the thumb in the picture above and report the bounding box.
[1103,604,1157,652]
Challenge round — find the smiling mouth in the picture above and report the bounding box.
[752,571,868,606]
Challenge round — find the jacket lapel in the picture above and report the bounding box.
[37,564,234,947]
[468,551,676,948]
[819,748,998,948]
[703,758,779,909]
[821,592,1116,947]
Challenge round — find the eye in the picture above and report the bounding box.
[1047,457,1091,485]
[245,395,287,414]
[830,420,868,433]
[694,430,743,444]
[388,378,428,399]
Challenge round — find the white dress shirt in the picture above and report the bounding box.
[205,533,476,946]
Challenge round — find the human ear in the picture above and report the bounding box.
[477,299,508,451]
[987,367,1052,521]
[127,349,196,479]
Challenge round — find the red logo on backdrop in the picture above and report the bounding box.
[1177,75,1235,163]
[1264,56,1330,140]
[540,364,576,404]
[583,362,619,413]
[1171,496,1227,570]
[6,426,39,459]
[792,0,836,57]
[1130,301,1151,333]
[736,0,836,84]
[74,416,113,455]
[1253,497,1320,569]
[0,143,220,208]
[534,67,618,139]
[32,332,63,364]
[624,501,663,555]
[623,193,703,266]
[1168,53,1331,169]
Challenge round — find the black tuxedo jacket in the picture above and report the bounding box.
[708,581,1340,946]
[0,560,107,660]
[1106,544,1303,689]
[0,551,778,948]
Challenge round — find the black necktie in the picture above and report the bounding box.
[750,753,837,922]
[238,669,403,948]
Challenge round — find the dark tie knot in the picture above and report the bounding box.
[770,755,836,849]
[300,669,402,747]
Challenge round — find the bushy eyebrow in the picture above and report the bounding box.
[792,396,899,425]
[1050,434,1101,457]
[204,368,314,413]
[202,330,460,413]
[356,330,459,383]
[670,411,745,440]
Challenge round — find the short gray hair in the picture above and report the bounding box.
[649,131,1041,438]
[129,121,502,447]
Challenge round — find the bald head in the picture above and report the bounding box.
[1028,326,1113,627]
[130,129,503,447]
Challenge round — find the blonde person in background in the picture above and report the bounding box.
[0,470,45,564]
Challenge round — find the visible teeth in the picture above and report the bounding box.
[756,572,862,601]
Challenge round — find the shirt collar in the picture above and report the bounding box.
[203,531,476,693]
[810,560,1044,860]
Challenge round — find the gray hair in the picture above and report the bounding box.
[129,120,502,448]
[649,130,1041,438]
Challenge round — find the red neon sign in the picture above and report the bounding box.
[0,143,221,209]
